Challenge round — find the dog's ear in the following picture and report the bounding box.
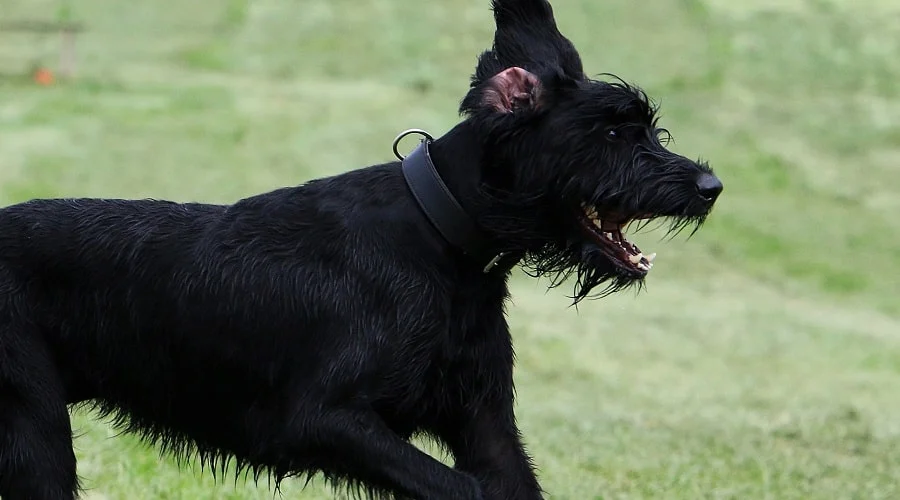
[471,0,585,86]
[460,66,547,115]
[480,67,543,113]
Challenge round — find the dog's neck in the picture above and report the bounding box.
[427,121,486,211]
[412,121,522,273]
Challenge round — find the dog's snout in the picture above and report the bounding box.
[695,173,723,203]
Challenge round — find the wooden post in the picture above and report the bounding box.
[59,25,77,78]
[0,20,84,79]
[57,0,75,78]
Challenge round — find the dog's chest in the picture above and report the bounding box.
[375,280,513,435]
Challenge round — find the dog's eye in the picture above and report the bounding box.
[606,128,619,140]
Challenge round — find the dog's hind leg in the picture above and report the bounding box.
[288,409,483,500]
[0,321,79,500]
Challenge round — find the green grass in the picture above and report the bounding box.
[2,0,899,498]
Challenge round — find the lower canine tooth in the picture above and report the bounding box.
[646,252,657,263]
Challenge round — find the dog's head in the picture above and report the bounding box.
[460,0,723,300]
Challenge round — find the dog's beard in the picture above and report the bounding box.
[476,187,708,302]
[524,215,708,302]
[474,191,648,302]
[523,240,643,302]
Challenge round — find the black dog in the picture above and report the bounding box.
[0,1,722,499]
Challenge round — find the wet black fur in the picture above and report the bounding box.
[0,1,721,499]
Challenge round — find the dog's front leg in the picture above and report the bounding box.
[446,409,544,499]
[444,399,544,500]
[295,409,483,500]
[436,323,544,499]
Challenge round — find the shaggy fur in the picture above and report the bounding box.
[0,1,722,499]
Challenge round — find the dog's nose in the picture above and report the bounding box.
[696,173,723,203]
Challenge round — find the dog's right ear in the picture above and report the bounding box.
[481,67,543,113]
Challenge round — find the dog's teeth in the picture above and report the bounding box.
[645,252,657,263]
[592,218,603,229]
[604,232,614,240]
[637,263,650,272]
[628,253,643,264]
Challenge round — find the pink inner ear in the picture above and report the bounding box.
[483,67,542,113]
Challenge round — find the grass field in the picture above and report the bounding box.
[1,0,899,498]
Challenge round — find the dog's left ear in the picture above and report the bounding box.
[461,0,582,116]
[471,0,585,86]
[480,67,543,113]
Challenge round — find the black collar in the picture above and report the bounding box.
[400,138,511,273]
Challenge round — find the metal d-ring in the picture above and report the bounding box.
[392,129,435,160]
[482,252,509,274]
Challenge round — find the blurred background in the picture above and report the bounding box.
[1,0,899,498]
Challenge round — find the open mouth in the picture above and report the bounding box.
[577,204,656,274]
